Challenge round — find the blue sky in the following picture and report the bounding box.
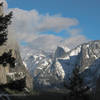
[6,0,100,40]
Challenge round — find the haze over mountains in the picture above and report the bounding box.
[1,0,100,93]
[21,40,100,90]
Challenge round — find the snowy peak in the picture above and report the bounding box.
[22,40,100,90]
[55,46,70,58]
[78,40,100,71]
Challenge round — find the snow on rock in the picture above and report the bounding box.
[6,72,25,82]
[21,40,100,90]
[55,46,70,58]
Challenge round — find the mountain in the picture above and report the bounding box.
[0,42,33,91]
[21,46,69,89]
[0,1,33,94]
[21,40,100,90]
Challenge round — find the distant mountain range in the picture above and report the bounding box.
[21,40,100,90]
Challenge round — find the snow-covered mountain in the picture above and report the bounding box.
[21,40,100,90]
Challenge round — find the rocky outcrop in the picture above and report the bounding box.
[0,43,33,90]
[23,40,100,90]
[55,46,69,58]
[0,1,33,91]
[6,72,25,82]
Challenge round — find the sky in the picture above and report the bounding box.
[6,0,100,40]
[2,0,100,51]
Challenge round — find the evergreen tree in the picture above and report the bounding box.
[0,2,15,68]
[64,66,90,100]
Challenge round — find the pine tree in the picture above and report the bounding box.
[64,66,90,100]
[0,2,15,68]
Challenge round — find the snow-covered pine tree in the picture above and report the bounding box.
[64,66,90,100]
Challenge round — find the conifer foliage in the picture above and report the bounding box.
[0,49,15,68]
[0,10,12,45]
[0,2,15,68]
[64,66,90,100]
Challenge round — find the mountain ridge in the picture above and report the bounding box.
[21,40,100,90]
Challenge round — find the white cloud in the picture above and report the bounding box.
[29,34,63,52]
[0,0,8,12]
[8,8,80,42]
[5,4,87,51]
[36,15,79,33]
[64,35,88,48]
[67,29,82,36]
[11,8,79,33]
[24,34,87,52]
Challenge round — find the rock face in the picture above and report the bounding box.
[55,46,70,58]
[22,46,70,89]
[0,43,33,90]
[0,2,33,90]
[6,72,25,83]
[22,40,100,90]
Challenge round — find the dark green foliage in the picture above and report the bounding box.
[0,11,13,45]
[64,67,90,100]
[0,49,16,68]
[0,3,15,68]
[5,77,26,91]
[0,77,26,93]
[0,2,3,6]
